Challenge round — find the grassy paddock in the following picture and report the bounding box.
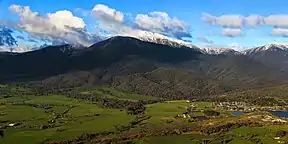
[0,95,134,144]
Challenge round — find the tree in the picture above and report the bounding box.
[126,102,146,115]
[203,110,220,116]
[0,129,4,137]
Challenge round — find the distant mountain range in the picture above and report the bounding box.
[1,29,288,56]
[244,43,288,73]
[138,35,288,56]
[136,36,288,74]
[1,36,287,99]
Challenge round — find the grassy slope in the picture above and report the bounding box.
[145,101,214,123]
[79,87,160,101]
[0,95,134,144]
[138,133,212,144]
[230,125,288,144]
[0,85,288,144]
[138,124,288,144]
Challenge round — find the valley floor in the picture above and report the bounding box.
[0,85,287,144]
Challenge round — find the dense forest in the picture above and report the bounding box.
[1,36,288,100]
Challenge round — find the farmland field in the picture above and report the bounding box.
[0,85,287,144]
[0,93,135,143]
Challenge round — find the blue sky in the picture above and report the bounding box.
[1,0,288,51]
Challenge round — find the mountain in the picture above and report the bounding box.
[0,28,239,55]
[0,46,13,52]
[136,32,196,48]
[1,36,287,99]
[138,35,239,55]
[124,31,237,55]
[199,47,240,55]
[244,43,288,54]
[0,36,201,82]
[244,43,288,73]
[138,33,288,58]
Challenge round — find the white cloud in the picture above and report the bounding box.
[10,5,56,34]
[271,28,288,37]
[245,15,263,27]
[135,11,191,38]
[201,13,216,24]
[201,13,252,37]
[202,13,288,38]
[203,13,288,29]
[202,13,245,28]
[221,28,242,37]
[135,13,165,31]
[196,35,213,44]
[8,4,103,46]
[228,43,245,51]
[91,4,134,37]
[47,10,86,30]
[202,13,265,28]
[216,15,245,28]
[4,4,194,49]
[92,4,124,23]
[90,4,192,41]
[264,15,288,28]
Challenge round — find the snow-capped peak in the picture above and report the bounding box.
[117,31,198,49]
[263,43,288,50]
[124,31,240,55]
[198,46,240,55]
[104,31,242,55]
[244,43,288,54]
[138,32,192,47]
